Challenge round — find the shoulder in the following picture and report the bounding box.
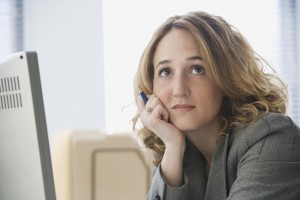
[230,112,298,145]
[228,112,300,160]
[226,113,300,199]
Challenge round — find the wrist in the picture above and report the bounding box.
[161,139,185,187]
[164,133,186,156]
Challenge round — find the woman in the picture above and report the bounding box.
[132,11,300,200]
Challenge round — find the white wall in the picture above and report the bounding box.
[23,0,105,135]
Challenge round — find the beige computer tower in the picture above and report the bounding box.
[51,131,152,200]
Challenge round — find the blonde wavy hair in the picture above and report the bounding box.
[132,11,288,166]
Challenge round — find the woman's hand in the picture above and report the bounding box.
[138,94,186,187]
[137,94,184,147]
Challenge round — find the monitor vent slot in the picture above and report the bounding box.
[0,76,23,110]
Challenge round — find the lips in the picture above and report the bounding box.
[172,104,195,110]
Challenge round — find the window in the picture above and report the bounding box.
[0,0,23,55]
[279,0,300,125]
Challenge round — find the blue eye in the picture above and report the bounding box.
[159,68,171,77]
[191,65,205,75]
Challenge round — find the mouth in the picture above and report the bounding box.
[172,104,195,111]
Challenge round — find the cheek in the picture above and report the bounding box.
[153,84,165,99]
[195,82,224,110]
[209,87,224,112]
[153,81,170,103]
[210,86,224,101]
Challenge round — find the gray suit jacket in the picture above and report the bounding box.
[146,112,300,200]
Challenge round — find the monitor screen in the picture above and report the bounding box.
[0,51,56,200]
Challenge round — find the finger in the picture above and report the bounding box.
[146,102,169,127]
[145,95,160,112]
[147,106,179,142]
[157,104,169,122]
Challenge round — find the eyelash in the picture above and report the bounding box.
[158,67,171,77]
[191,65,205,74]
[158,65,205,77]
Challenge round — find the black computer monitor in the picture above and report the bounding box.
[0,51,56,200]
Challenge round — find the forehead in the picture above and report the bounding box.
[153,29,201,61]
[159,28,199,49]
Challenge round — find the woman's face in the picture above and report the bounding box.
[153,28,224,133]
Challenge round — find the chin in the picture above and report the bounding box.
[172,120,200,132]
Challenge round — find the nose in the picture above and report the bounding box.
[172,75,191,97]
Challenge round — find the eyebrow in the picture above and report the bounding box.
[155,56,203,69]
[187,56,203,61]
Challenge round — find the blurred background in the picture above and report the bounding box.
[1,0,299,136]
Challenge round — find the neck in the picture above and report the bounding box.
[185,121,220,165]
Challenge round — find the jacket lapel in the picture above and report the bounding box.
[204,134,229,200]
